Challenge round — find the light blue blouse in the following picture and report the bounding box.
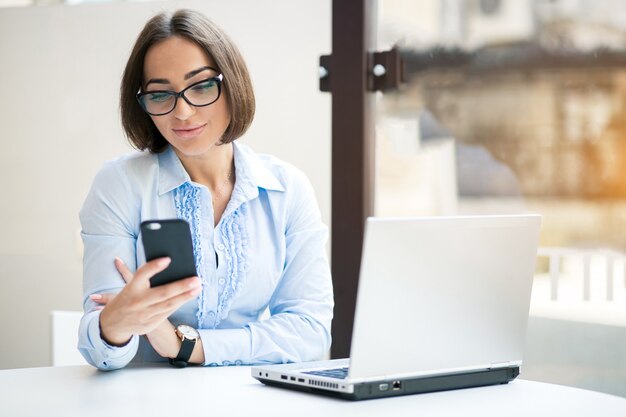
[78,142,334,370]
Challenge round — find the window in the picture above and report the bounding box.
[377,0,626,396]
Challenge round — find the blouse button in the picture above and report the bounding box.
[222,360,231,366]
[218,278,225,285]
[235,360,243,366]
[217,243,226,251]
[208,311,215,318]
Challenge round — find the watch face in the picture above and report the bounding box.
[178,325,200,339]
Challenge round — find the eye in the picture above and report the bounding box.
[191,80,217,93]
[146,92,172,102]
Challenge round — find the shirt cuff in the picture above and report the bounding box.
[198,327,251,366]
[86,311,138,370]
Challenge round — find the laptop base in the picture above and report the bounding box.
[255,366,520,401]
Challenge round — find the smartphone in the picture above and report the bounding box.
[140,219,198,287]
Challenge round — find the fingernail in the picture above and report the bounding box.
[189,278,200,289]
[158,257,171,267]
[190,287,201,296]
[90,294,102,300]
[115,256,125,265]
[94,306,104,311]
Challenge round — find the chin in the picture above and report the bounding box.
[169,138,222,158]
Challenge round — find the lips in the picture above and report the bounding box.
[172,124,206,139]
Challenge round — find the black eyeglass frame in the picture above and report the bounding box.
[136,73,224,116]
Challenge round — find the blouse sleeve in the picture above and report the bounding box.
[77,161,141,370]
[198,169,334,365]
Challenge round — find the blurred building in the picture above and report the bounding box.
[380,0,626,199]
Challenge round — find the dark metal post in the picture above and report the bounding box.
[328,0,377,358]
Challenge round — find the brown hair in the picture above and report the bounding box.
[120,9,255,152]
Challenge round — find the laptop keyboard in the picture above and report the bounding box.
[302,367,349,379]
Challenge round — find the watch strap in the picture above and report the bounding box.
[169,335,197,368]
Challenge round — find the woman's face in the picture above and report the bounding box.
[143,36,231,158]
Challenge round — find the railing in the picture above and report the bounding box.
[538,247,626,302]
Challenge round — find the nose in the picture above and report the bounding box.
[173,97,196,121]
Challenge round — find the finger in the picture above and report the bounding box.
[89,294,102,303]
[90,293,117,305]
[146,276,201,306]
[146,286,202,319]
[128,257,171,289]
[114,257,134,284]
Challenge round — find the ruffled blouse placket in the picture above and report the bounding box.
[173,181,250,330]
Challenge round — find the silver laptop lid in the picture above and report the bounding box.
[348,215,541,381]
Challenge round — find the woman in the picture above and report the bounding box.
[78,9,333,370]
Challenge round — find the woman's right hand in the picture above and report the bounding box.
[98,257,201,346]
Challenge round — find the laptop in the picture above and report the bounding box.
[252,215,542,400]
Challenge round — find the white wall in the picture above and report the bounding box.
[0,0,331,369]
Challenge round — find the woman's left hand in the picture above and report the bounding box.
[90,258,182,358]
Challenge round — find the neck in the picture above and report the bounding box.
[173,143,234,190]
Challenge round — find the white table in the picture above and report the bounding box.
[1,364,625,417]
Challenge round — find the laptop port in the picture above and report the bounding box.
[290,376,296,381]
[281,375,287,380]
[298,378,305,383]
[392,381,402,391]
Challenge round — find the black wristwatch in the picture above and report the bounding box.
[169,325,200,368]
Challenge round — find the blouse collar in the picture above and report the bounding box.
[157,141,285,198]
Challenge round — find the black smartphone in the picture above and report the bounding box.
[140,219,198,287]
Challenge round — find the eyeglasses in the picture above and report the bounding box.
[136,74,224,116]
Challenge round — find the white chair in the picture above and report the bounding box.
[50,310,87,366]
